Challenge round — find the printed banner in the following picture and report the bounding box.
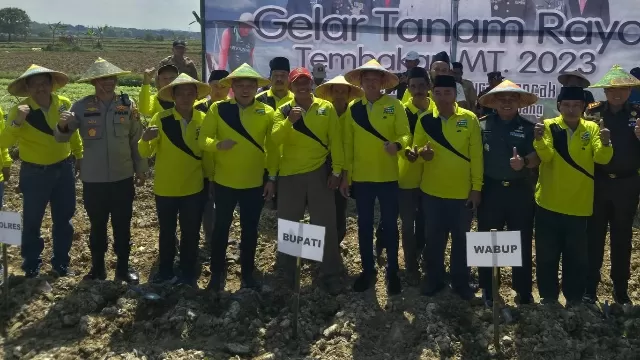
[203,0,640,120]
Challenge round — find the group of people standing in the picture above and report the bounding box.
[2,50,639,309]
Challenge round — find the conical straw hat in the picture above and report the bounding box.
[7,64,69,97]
[77,57,131,83]
[344,59,399,90]
[218,63,269,88]
[589,65,640,89]
[315,75,364,102]
[478,80,539,109]
[157,73,211,102]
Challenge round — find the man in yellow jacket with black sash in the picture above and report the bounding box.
[199,63,278,291]
[272,67,344,294]
[340,59,410,295]
[412,75,483,300]
[139,74,213,286]
[534,86,613,306]
[1,65,81,278]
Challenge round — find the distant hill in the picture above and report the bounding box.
[28,21,200,41]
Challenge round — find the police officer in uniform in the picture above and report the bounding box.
[583,65,640,306]
[159,40,199,80]
[56,58,148,283]
[477,80,540,306]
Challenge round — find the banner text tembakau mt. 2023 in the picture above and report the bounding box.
[203,0,640,120]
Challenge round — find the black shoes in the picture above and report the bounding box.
[387,273,402,295]
[84,267,107,281]
[353,272,375,292]
[115,269,140,284]
[421,279,446,297]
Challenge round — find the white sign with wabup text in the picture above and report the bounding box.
[466,231,522,267]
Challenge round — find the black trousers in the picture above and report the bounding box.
[535,206,588,303]
[586,174,640,295]
[210,183,263,279]
[422,193,472,289]
[335,189,347,242]
[477,178,534,295]
[82,177,135,269]
[156,191,205,280]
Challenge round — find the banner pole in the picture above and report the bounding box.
[200,0,206,82]
[490,229,500,353]
[3,244,8,320]
[450,0,460,62]
[292,255,301,339]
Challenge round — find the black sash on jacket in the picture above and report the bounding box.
[549,123,593,179]
[26,108,54,136]
[217,101,264,153]
[350,102,389,142]
[420,113,470,162]
[160,115,202,160]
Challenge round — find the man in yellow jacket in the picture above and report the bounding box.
[272,67,344,294]
[533,86,613,306]
[2,65,82,278]
[341,59,410,295]
[138,74,213,287]
[412,75,483,300]
[199,63,278,291]
[398,66,432,284]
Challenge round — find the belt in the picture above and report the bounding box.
[22,157,71,169]
[484,177,528,187]
[596,170,639,180]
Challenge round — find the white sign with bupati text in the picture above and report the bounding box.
[466,231,522,267]
[0,211,22,246]
[277,219,325,262]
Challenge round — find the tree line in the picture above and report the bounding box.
[0,7,199,44]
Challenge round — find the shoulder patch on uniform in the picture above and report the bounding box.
[587,101,602,110]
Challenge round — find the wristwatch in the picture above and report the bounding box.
[332,172,341,178]
[268,176,277,182]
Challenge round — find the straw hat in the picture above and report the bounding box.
[157,73,211,102]
[218,63,270,88]
[316,75,364,102]
[344,59,399,90]
[7,64,69,97]
[77,57,131,83]
[558,71,590,88]
[478,80,539,109]
[589,65,640,89]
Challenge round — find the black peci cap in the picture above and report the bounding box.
[558,86,586,102]
[431,51,450,66]
[487,71,504,81]
[452,62,463,70]
[208,70,230,82]
[433,75,457,88]
[269,57,290,72]
[408,67,430,82]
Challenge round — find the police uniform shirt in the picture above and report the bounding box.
[534,116,613,216]
[586,101,640,177]
[56,95,148,183]
[481,113,535,181]
[158,56,199,80]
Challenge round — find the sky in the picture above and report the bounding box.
[2,0,202,31]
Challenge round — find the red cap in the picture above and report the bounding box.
[289,67,312,83]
